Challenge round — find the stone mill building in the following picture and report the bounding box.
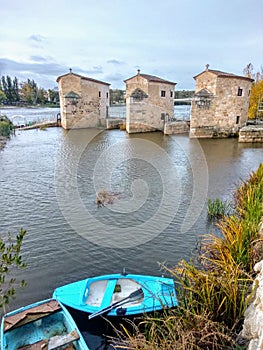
[124,70,176,133]
[190,65,254,138]
[57,70,110,129]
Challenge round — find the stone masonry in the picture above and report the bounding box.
[190,65,253,138]
[239,125,263,143]
[125,70,176,133]
[240,218,263,350]
[57,70,110,129]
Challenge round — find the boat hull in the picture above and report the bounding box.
[53,274,177,317]
[1,298,89,350]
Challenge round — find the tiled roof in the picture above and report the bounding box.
[57,72,110,86]
[194,69,254,82]
[125,73,176,85]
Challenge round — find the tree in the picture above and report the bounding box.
[0,90,7,104]
[20,79,38,104]
[1,76,20,104]
[47,88,59,104]
[0,228,27,313]
[12,77,20,102]
[243,63,254,79]
[244,63,263,119]
[110,89,125,105]
[248,80,263,119]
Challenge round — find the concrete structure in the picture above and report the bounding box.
[190,65,253,138]
[239,125,263,142]
[106,118,125,130]
[125,70,176,133]
[164,121,189,135]
[57,70,110,129]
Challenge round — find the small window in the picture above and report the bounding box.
[99,91,101,97]
[170,91,173,98]
[161,90,166,97]
[236,116,240,124]
[248,90,251,97]
[106,92,109,98]
[237,87,243,96]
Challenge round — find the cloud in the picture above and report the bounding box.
[30,55,50,62]
[0,58,65,75]
[28,34,46,42]
[104,72,126,87]
[0,57,68,87]
[107,59,125,65]
[0,58,108,88]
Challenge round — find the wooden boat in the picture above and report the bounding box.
[53,273,178,318]
[1,298,89,350]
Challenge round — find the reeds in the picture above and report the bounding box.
[115,163,263,349]
[207,198,231,219]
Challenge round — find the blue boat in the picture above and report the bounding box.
[53,274,177,318]
[1,298,89,350]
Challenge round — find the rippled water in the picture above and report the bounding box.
[0,109,263,318]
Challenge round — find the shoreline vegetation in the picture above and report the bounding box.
[0,115,15,151]
[114,164,263,349]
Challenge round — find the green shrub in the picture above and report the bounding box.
[0,116,14,137]
[207,198,231,219]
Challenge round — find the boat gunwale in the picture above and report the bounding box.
[53,274,178,316]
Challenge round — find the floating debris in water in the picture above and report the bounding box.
[96,190,120,207]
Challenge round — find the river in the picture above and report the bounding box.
[0,107,262,347]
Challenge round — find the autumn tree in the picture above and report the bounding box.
[244,63,263,119]
[20,79,38,104]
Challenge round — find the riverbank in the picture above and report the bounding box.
[0,136,7,150]
[116,164,263,349]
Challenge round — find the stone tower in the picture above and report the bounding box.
[57,70,110,129]
[125,70,176,133]
[190,66,253,138]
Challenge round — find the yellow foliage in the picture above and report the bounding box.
[248,79,263,119]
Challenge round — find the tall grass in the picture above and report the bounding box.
[207,198,231,219]
[115,163,263,349]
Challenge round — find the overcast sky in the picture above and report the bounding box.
[0,0,262,90]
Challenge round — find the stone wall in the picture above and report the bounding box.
[57,72,110,129]
[190,71,252,138]
[164,121,189,135]
[106,118,125,130]
[125,74,175,133]
[126,98,162,133]
[241,219,263,349]
[239,125,263,143]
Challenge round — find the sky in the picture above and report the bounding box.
[0,0,262,91]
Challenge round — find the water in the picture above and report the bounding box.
[0,107,60,126]
[0,105,190,125]
[0,107,262,348]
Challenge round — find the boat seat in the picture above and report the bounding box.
[18,340,47,350]
[48,329,80,350]
[100,279,117,309]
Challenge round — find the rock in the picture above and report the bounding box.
[241,221,263,349]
